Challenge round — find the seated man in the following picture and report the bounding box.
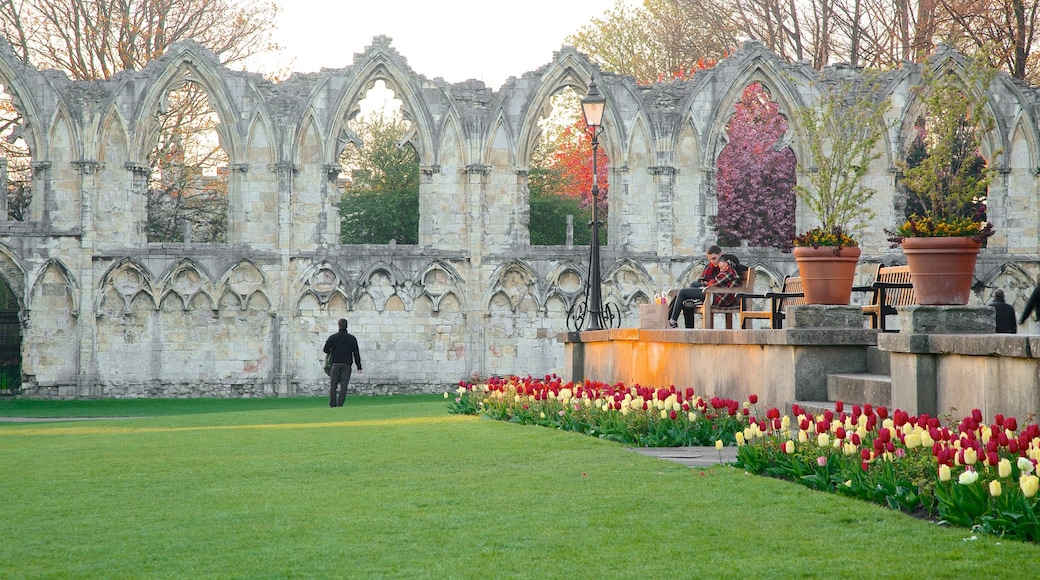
[668,254,742,328]
[666,245,720,327]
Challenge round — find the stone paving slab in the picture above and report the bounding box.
[627,446,738,467]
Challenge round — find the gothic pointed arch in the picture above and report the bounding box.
[296,261,350,310]
[514,52,598,165]
[0,46,46,157]
[703,42,810,167]
[158,259,214,312]
[325,38,437,166]
[97,258,154,315]
[355,261,409,311]
[245,112,276,165]
[416,259,466,312]
[0,243,26,310]
[544,260,586,313]
[129,48,244,161]
[601,258,656,310]
[486,259,539,313]
[218,259,270,312]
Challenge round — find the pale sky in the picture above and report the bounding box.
[258,0,631,89]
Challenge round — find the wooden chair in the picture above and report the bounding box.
[856,265,915,331]
[698,267,757,329]
[739,275,805,329]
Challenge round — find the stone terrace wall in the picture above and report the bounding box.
[1,36,1040,398]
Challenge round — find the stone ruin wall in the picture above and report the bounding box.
[1,36,1040,398]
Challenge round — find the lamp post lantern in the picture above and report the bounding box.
[570,78,616,331]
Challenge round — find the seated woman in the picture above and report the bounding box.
[668,254,743,328]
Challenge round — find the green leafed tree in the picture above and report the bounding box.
[566,0,737,83]
[339,113,419,245]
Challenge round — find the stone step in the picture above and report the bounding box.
[827,373,892,408]
[866,346,891,375]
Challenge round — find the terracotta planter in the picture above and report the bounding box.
[900,236,981,305]
[792,246,861,305]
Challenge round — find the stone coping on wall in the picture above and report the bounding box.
[878,332,1040,358]
[558,327,879,347]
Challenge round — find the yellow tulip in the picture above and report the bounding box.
[963,447,978,466]
[798,430,808,443]
[939,464,951,482]
[784,440,795,454]
[1021,475,1040,498]
[735,432,746,446]
[998,458,1012,478]
[715,439,723,451]
[905,433,921,449]
[990,480,1002,497]
[818,433,830,448]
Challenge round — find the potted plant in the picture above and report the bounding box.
[792,71,890,304]
[887,52,998,305]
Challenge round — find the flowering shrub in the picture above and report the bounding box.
[446,375,750,447]
[793,226,858,249]
[735,402,1040,542]
[887,212,995,244]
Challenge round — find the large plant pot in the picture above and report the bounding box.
[900,236,981,305]
[793,246,861,305]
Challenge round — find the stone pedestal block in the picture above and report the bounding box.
[787,305,863,329]
[897,305,995,334]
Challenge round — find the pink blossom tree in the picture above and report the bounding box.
[715,83,797,248]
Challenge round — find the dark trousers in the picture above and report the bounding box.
[669,286,705,327]
[329,363,352,407]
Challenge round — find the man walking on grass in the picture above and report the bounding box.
[324,318,362,407]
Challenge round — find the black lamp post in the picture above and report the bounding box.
[580,78,607,331]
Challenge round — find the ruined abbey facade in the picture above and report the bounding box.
[2,36,1039,398]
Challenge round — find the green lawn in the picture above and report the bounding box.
[2,395,1038,578]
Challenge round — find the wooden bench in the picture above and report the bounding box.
[738,275,805,329]
[856,264,914,331]
[691,267,757,329]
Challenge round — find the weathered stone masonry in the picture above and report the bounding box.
[1,36,1039,398]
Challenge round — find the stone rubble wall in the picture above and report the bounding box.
[1,36,1039,398]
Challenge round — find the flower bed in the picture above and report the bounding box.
[447,376,1040,542]
[446,374,749,447]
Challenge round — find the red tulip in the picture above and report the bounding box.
[851,433,861,445]
[670,410,678,420]
[995,414,1005,427]
[835,400,844,413]
[886,441,895,453]
[748,394,758,404]
[861,448,871,460]
[876,406,888,420]
[766,408,780,420]
[1006,417,1018,432]
[836,427,847,440]
[987,451,999,467]
[971,408,983,423]
[864,403,873,416]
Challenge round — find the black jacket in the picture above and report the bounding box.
[324,330,362,369]
[992,297,1017,334]
[1020,285,1040,324]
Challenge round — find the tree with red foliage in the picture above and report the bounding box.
[551,123,610,216]
[715,83,797,248]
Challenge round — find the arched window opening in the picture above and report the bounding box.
[0,276,20,394]
[528,88,608,245]
[902,115,989,225]
[338,80,419,245]
[716,82,796,248]
[147,80,229,243]
[0,82,32,221]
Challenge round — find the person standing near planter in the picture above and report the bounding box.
[324,318,363,407]
[989,289,1017,334]
[668,245,722,328]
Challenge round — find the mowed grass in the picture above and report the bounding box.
[2,396,1039,579]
